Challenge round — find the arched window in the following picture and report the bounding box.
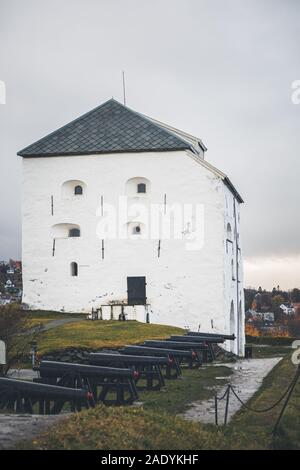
[137,183,146,194]
[227,223,232,241]
[70,262,78,277]
[133,225,141,235]
[230,300,235,353]
[125,177,151,196]
[231,259,235,280]
[74,185,83,196]
[226,223,233,253]
[69,228,80,238]
[62,180,86,199]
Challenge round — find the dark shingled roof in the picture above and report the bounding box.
[18,99,192,157]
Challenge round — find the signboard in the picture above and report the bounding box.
[0,341,6,365]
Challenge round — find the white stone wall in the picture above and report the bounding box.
[223,186,245,355]
[22,150,245,355]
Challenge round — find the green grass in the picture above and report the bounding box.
[22,348,300,450]
[21,406,226,451]
[252,345,291,359]
[24,310,83,328]
[142,366,232,415]
[14,312,300,449]
[35,319,185,354]
[247,335,298,346]
[229,354,300,450]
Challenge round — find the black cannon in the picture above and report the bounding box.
[0,377,92,414]
[143,340,206,367]
[187,332,235,341]
[88,353,167,391]
[145,339,207,350]
[37,361,138,406]
[170,335,225,344]
[168,335,225,362]
[122,345,194,378]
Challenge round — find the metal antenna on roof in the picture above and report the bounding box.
[122,71,126,106]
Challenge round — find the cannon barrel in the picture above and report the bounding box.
[187,332,234,341]
[169,335,224,344]
[122,345,193,358]
[144,340,209,350]
[0,377,88,400]
[88,353,168,366]
[39,361,134,379]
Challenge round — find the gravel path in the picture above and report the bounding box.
[183,357,282,425]
[40,317,84,331]
[25,317,84,336]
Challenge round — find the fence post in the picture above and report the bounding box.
[224,385,231,425]
[215,395,218,426]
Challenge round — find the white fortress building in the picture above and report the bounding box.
[19,99,245,355]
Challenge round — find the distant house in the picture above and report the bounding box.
[262,312,275,323]
[4,280,15,291]
[245,309,256,320]
[245,309,274,324]
[292,302,300,312]
[279,304,295,316]
[11,260,22,272]
[6,268,14,275]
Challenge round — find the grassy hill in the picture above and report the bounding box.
[37,319,185,354]
[22,353,300,450]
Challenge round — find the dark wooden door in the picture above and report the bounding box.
[127,277,146,305]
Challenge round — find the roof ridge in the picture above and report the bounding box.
[18,99,191,157]
[114,101,193,150]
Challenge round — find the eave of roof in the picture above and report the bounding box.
[186,150,244,203]
[223,177,244,204]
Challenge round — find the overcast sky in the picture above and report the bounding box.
[0,0,299,289]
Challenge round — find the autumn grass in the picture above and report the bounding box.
[14,311,300,449]
[230,354,300,450]
[142,365,232,415]
[24,310,83,328]
[21,347,300,450]
[22,406,227,451]
[251,345,291,358]
[36,319,184,354]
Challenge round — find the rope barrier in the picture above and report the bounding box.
[214,365,300,433]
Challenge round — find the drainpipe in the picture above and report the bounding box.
[233,197,240,355]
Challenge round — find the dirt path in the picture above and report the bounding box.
[26,317,84,336]
[183,357,282,425]
[40,317,84,331]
